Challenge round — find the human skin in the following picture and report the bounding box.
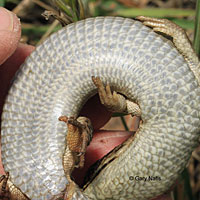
[0,7,171,200]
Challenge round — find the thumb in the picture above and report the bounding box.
[0,7,21,65]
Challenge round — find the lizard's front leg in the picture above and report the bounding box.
[92,76,141,117]
[0,172,30,200]
[59,116,93,200]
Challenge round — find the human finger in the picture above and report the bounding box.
[0,7,21,65]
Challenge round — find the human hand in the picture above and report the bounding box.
[0,7,171,200]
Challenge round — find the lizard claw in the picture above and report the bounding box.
[92,76,141,116]
[136,16,182,37]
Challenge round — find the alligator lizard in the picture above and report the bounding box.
[1,16,200,200]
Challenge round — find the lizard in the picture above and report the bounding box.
[0,16,200,199]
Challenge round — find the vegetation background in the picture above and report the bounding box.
[0,0,199,200]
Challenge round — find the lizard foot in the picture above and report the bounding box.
[92,76,141,116]
[59,116,93,163]
[0,172,30,200]
[58,116,93,200]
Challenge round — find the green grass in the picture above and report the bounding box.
[194,0,200,56]
[0,0,5,6]
[114,8,195,18]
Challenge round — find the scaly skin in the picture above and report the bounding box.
[1,16,200,199]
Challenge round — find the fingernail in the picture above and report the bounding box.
[0,7,17,31]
